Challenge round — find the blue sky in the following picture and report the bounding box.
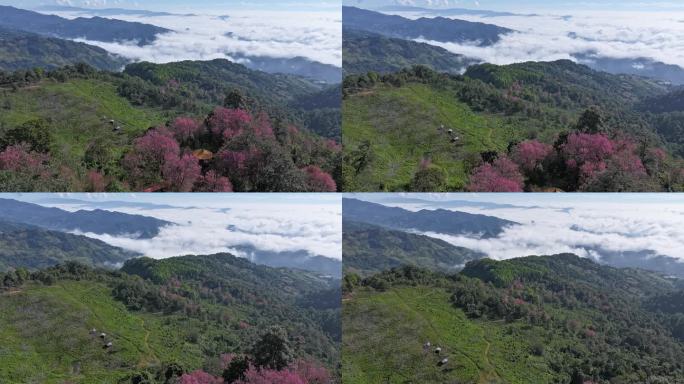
[6,192,340,208]
[4,0,680,13]
[344,0,684,12]
[351,193,684,207]
[3,0,341,12]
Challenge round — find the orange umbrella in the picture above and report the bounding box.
[193,149,214,161]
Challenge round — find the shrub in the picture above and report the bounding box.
[410,163,447,192]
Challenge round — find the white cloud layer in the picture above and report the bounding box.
[390,10,684,68]
[53,200,342,260]
[44,9,342,67]
[381,198,684,263]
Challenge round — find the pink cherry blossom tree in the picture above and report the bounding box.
[179,370,223,384]
[0,144,51,176]
[123,127,180,188]
[171,117,204,144]
[510,140,552,173]
[467,156,524,192]
[561,133,614,181]
[194,170,233,192]
[161,153,202,192]
[86,170,106,192]
[303,165,336,192]
[207,107,252,142]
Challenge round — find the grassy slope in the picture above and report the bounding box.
[0,78,165,162]
[343,286,554,384]
[343,255,683,383]
[343,83,522,191]
[0,280,201,384]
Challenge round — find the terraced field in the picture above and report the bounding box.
[0,280,201,384]
[343,83,523,191]
[342,286,554,384]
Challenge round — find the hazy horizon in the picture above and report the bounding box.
[2,193,342,261]
[349,193,684,264]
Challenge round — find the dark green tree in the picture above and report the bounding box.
[224,89,247,110]
[576,106,605,134]
[410,165,447,192]
[250,326,293,370]
[223,355,250,383]
[1,119,51,152]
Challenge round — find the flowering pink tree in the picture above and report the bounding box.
[467,156,524,192]
[0,144,51,177]
[510,140,552,173]
[207,107,252,142]
[252,112,275,139]
[303,165,336,192]
[195,170,233,192]
[561,133,614,181]
[179,370,223,384]
[171,117,203,143]
[609,138,646,176]
[123,127,180,188]
[217,150,251,173]
[292,360,330,384]
[86,170,106,192]
[235,366,306,384]
[161,153,202,192]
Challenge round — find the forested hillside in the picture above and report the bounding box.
[0,27,128,71]
[343,28,476,76]
[0,253,340,383]
[0,60,341,192]
[0,198,171,238]
[343,61,684,191]
[342,7,512,46]
[0,220,139,271]
[343,254,684,383]
[343,220,484,277]
[342,198,517,238]
[0,6,169,45]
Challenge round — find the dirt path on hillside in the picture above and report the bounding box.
[392,289,486,378]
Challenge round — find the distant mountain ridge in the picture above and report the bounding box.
[375,5,524,17]
[342,198,517,238]
[0,26,128,71]
[343,28,477,75]
[0,5,169,46]
[0,199,171,239]
[343,6,513,47]
[343,220,485,276]
[573,54,684,86]
[230,244,342,278]
[35,5,184,17]
[0,219,139,271]
[233,54,342,84]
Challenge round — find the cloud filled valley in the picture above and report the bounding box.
[366,194,684,274]
[386,9,684,77]
[30,195,342,261]
[39,7,342,67]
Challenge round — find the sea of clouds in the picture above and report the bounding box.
[42,196,342,260]
[374,195,684,263]
[43,8,342,67]
[390,9,684,68]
